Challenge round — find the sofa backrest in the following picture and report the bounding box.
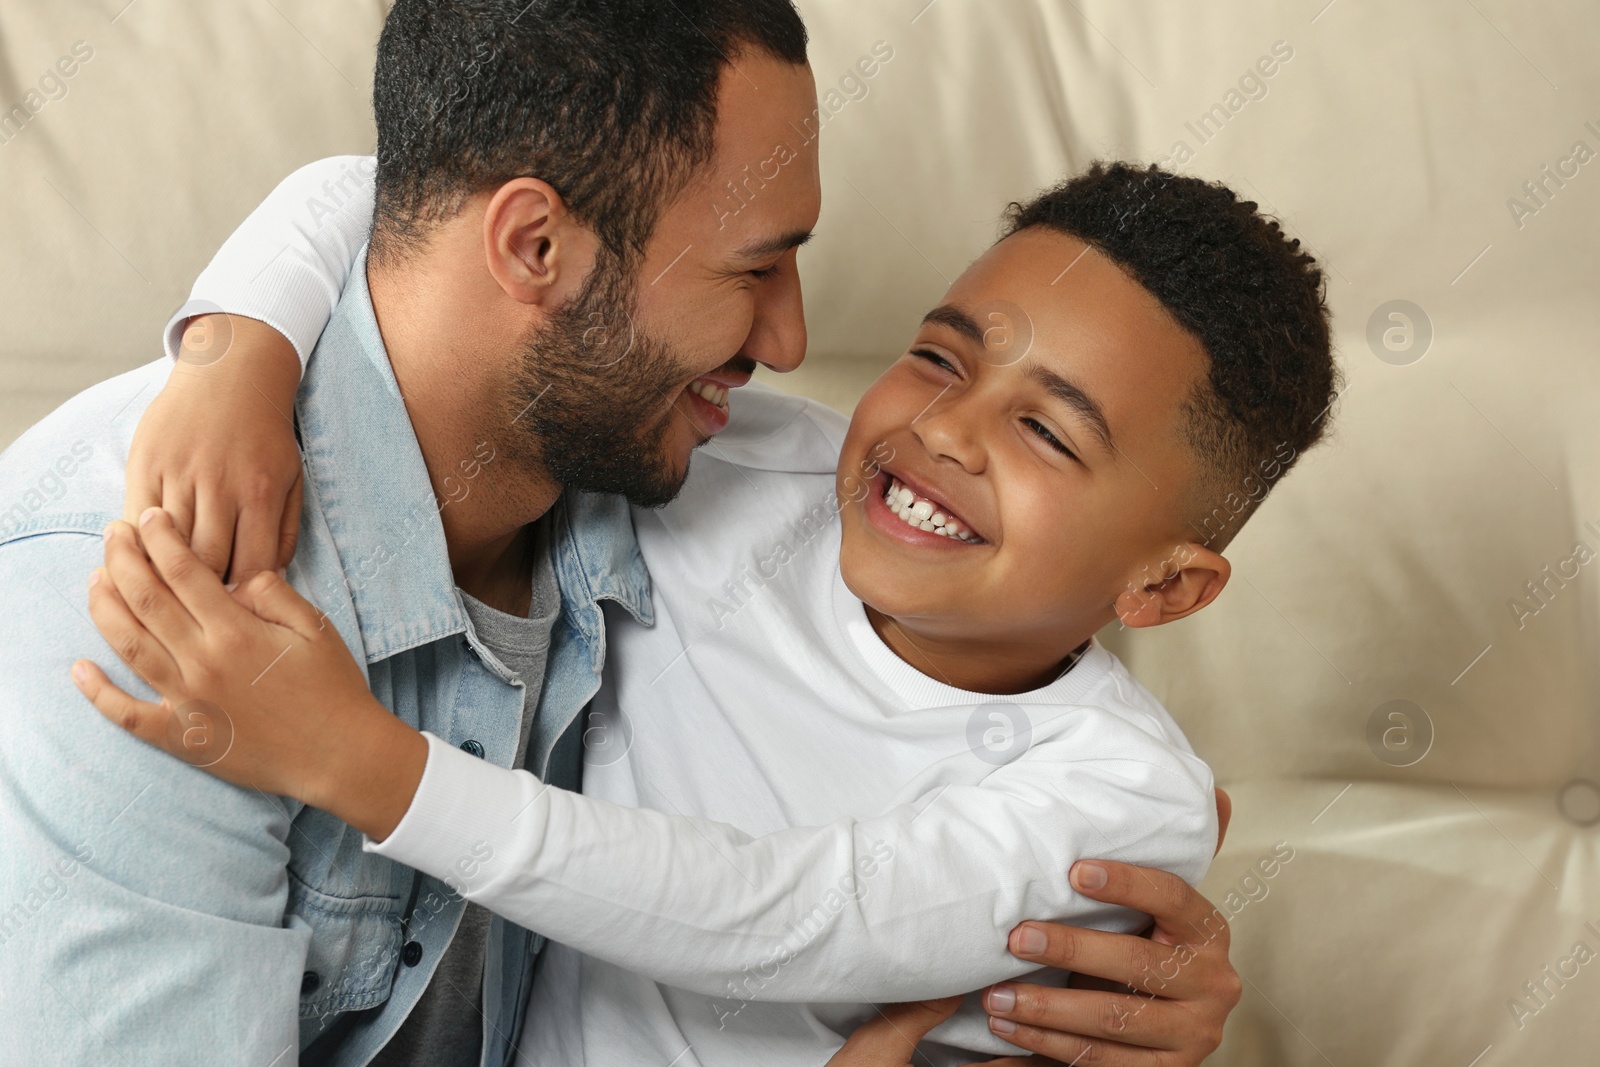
[3,0,1596,790]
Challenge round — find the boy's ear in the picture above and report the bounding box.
[482,177,598,305]
[1113,542,1230,629]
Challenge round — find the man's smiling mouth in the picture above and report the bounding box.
[686,378,730,410]
[881,474,983,542]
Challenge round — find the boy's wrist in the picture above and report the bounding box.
[169,314,302,406]
[306,699,429,842]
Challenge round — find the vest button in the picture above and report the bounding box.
[401,940,423,967]
[460,739,485,758]
[300,970,320,995]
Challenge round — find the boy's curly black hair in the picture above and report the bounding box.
[1003,161,1338,547]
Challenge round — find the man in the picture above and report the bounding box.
[0,1,1239,1063]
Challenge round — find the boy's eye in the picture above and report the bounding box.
[910,348,957,374]
[1024,417,1076,459]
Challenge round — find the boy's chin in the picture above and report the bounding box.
[838,539,955,624]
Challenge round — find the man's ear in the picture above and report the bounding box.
[481,178,597,305]
[1113,542,1230,629]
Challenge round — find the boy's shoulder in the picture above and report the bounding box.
[1092,643,1202,758]
[700,380,849,476]
[1018,642,1203,768]
[629,383,847,612]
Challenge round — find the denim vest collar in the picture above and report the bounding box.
[295,246,651,664]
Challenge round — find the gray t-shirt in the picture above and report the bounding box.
[369,530,561,1067]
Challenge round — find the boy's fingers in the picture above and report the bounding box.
[102,521,199,649]
[71,660,170,747]
[187,488,237,578]
[229,485,288,584]
[136,507,247,624]
[232,570,326,639]
[122,468,162,528]
[274,474,303,574]
[161,485,197,545]
[86,566,184,694]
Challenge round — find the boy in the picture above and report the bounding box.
[76,160,1334,1064]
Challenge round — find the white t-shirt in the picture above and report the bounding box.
[170,157,1218,1066]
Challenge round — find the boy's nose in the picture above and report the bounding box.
[911,394,988,475]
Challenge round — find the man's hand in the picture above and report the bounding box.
[971,788,1239,1064]
[977,856,1242,1064]
[125,314,304,583]
[826,997,963,1066]
[71,507,426,837]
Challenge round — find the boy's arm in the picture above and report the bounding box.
[370,733,1215,1005]
[75,511,1215,1008]
[125,156,371,581]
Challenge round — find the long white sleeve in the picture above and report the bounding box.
[368,725,1214,1003]
[163,156,373,368]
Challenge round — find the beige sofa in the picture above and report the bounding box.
[4,1,1597,1062]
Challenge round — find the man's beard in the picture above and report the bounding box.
[502,250,703,509]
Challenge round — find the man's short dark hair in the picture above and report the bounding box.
[1003,161,1338,546]
[370,0,807,266]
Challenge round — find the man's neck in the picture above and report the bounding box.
[366,246,560,615]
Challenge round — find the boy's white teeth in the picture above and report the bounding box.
[688,380,729,408]
[881,477,980,542]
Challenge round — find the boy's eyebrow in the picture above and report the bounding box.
[920,304,986,345]
[733,229,814,261]
[1026,364,1115,454]
[922,303,1116,455]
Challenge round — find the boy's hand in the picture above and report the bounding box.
[125,314,304,583]
[73,507,426,838]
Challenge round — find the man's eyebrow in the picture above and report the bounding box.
[733,229,814,260]
[920,304,984,345]
[1026,364,1115,454]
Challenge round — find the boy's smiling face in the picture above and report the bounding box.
[836,227,1226,691]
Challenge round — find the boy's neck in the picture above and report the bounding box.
[865,607,1094,695]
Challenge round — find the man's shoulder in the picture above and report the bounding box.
[0,358,168,546]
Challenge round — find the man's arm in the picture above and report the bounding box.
[0,531,310,1063]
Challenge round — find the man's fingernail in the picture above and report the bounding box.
[989,1017,1017,1036]
[986,985,1016,1013]
[139,506,162,527]
[1016,925,1048,955]
[225,581,240,593]
[71,661,88,683]
[1073,861,1109,890]
[102,523,117,541]
[87,569,101,590]
[276,567,287,580]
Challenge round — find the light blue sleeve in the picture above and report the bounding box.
[0,528,312,1064]
[162,154,374,372]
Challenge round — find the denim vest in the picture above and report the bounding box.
[0,250,651,1067]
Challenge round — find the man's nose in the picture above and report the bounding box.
[741,255,807,374]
